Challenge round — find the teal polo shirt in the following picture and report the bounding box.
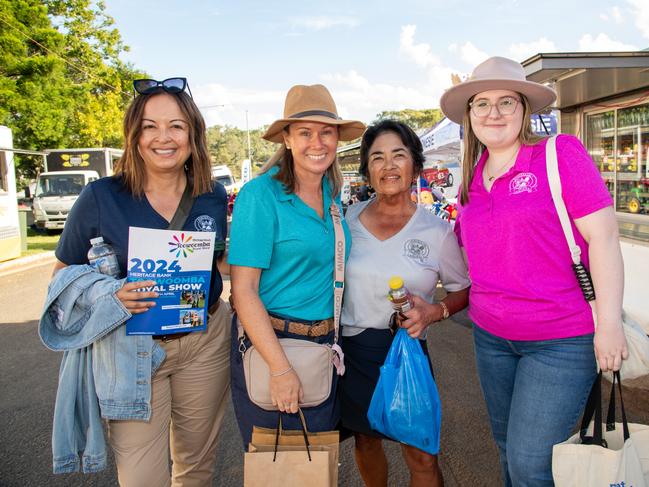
[228,166,351,320]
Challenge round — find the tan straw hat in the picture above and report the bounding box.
[263,84,366,143]
[439,56,556,124]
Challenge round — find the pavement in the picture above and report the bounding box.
[0,262,503,486]
[0,251,56,277]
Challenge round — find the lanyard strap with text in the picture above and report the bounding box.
[329,202,345,375]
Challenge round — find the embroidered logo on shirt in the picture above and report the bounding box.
[509,173,538,195]
[194,215,216,232]
[403,239,429,264]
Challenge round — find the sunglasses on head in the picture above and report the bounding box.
[132,77,192,97]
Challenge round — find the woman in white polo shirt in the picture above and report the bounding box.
[339,119,470,487]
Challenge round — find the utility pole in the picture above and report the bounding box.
[245,110,252,162]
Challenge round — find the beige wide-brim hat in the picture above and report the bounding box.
[263,84,366,143]
[439,56,557,124]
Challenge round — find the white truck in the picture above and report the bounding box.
[32,148,122,231]
[211,165,237,193]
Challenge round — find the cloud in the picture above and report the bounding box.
[507,37,557,61]
[320,70,438,121]
[288,15,359,31]
[627,0,649,39]
[399,25,440,68]
[600,6,624,23]
[448,41,489,66]
[193,84,284,129]
[578,33,638,51]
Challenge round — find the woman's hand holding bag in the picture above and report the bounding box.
[367,328,442,455]
[270,368,303,414]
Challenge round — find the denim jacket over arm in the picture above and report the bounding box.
[39,265,166,474]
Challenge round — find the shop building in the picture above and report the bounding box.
[523,50,649,329]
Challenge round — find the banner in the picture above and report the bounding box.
[125,227,215,335]
[241,159,252,184]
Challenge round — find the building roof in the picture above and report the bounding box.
[522,51,649,109]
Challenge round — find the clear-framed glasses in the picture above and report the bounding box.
[469,96,520,117]
[132,77,192,98]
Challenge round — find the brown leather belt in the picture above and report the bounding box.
[153,300,221,342]
[269,315,334,337]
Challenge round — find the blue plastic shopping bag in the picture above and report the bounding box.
[367,328,441,455]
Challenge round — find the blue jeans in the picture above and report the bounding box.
[473,325,597,487]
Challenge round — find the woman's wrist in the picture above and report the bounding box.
[438,301,450,320]
[270,365,293,377]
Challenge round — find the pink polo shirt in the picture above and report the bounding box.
[455,135,613,341]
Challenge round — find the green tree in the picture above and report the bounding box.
[206,125,275,177]
[0,0,141,179]
[373,108,445,131]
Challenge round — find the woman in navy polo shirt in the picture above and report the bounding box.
[53,78,230,486]
[228,84,365,446]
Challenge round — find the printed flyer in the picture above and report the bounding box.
[126,226,215,335]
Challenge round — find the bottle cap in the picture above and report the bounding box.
[90,237,104,245]
[388,276,404,290]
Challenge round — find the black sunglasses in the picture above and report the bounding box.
[133,77,193,97]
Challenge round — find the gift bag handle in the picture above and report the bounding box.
[579,372,606,447]
[579,371,630,448]
[273,409,312,462]
[606,371,630,441]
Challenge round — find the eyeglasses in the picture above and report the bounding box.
[133,77,193,97]
[469,96,520,118]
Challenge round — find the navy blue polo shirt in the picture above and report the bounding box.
[56,176,227,306]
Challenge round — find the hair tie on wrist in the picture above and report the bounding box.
[271,365,293,377]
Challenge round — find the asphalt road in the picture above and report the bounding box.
[2,262,647,486]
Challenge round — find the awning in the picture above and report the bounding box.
[421,118,461,160]
[522,51,649,109]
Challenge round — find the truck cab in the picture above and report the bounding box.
[32,170,100,231]
[31,148,122,231]
[211,165,237,194]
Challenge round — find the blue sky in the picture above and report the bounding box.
[104,0,648,129]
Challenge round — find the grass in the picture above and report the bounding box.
[21,228,60,257]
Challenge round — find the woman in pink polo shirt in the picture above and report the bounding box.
[440,56,628,486]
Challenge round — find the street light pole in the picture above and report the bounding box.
[245,110,252,162]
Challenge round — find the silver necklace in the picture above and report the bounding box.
[486,146,520,182]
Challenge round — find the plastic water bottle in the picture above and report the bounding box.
[87,237,120,277]
[388,276,413,313]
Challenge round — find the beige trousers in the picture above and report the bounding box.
[108,299,231,487]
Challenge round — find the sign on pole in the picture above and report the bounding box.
[241,159,252,184]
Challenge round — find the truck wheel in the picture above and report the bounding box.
[628,197,641,214]
[446,174,454,187]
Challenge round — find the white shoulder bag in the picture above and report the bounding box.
[545,136,649,383]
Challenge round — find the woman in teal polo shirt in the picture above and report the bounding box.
[228,84,365,446]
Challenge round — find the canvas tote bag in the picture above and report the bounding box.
[244,410,336,487]
[552,372,649,487]
[545,136,649,384]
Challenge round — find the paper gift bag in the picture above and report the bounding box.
[244,410,339,487]
[244,447,330,487]
[553,372,649,487]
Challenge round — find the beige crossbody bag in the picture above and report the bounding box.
[237,202,346,411]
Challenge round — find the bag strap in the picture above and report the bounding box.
[545,136,581,266]
[545,137,597,305]
[579,372,630,448]
[579,372,606,447]
[167,178,196,231]
[330,202,346,375]
[329,202,344,344]
[273,409,312,462]
[606,371,631,441]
